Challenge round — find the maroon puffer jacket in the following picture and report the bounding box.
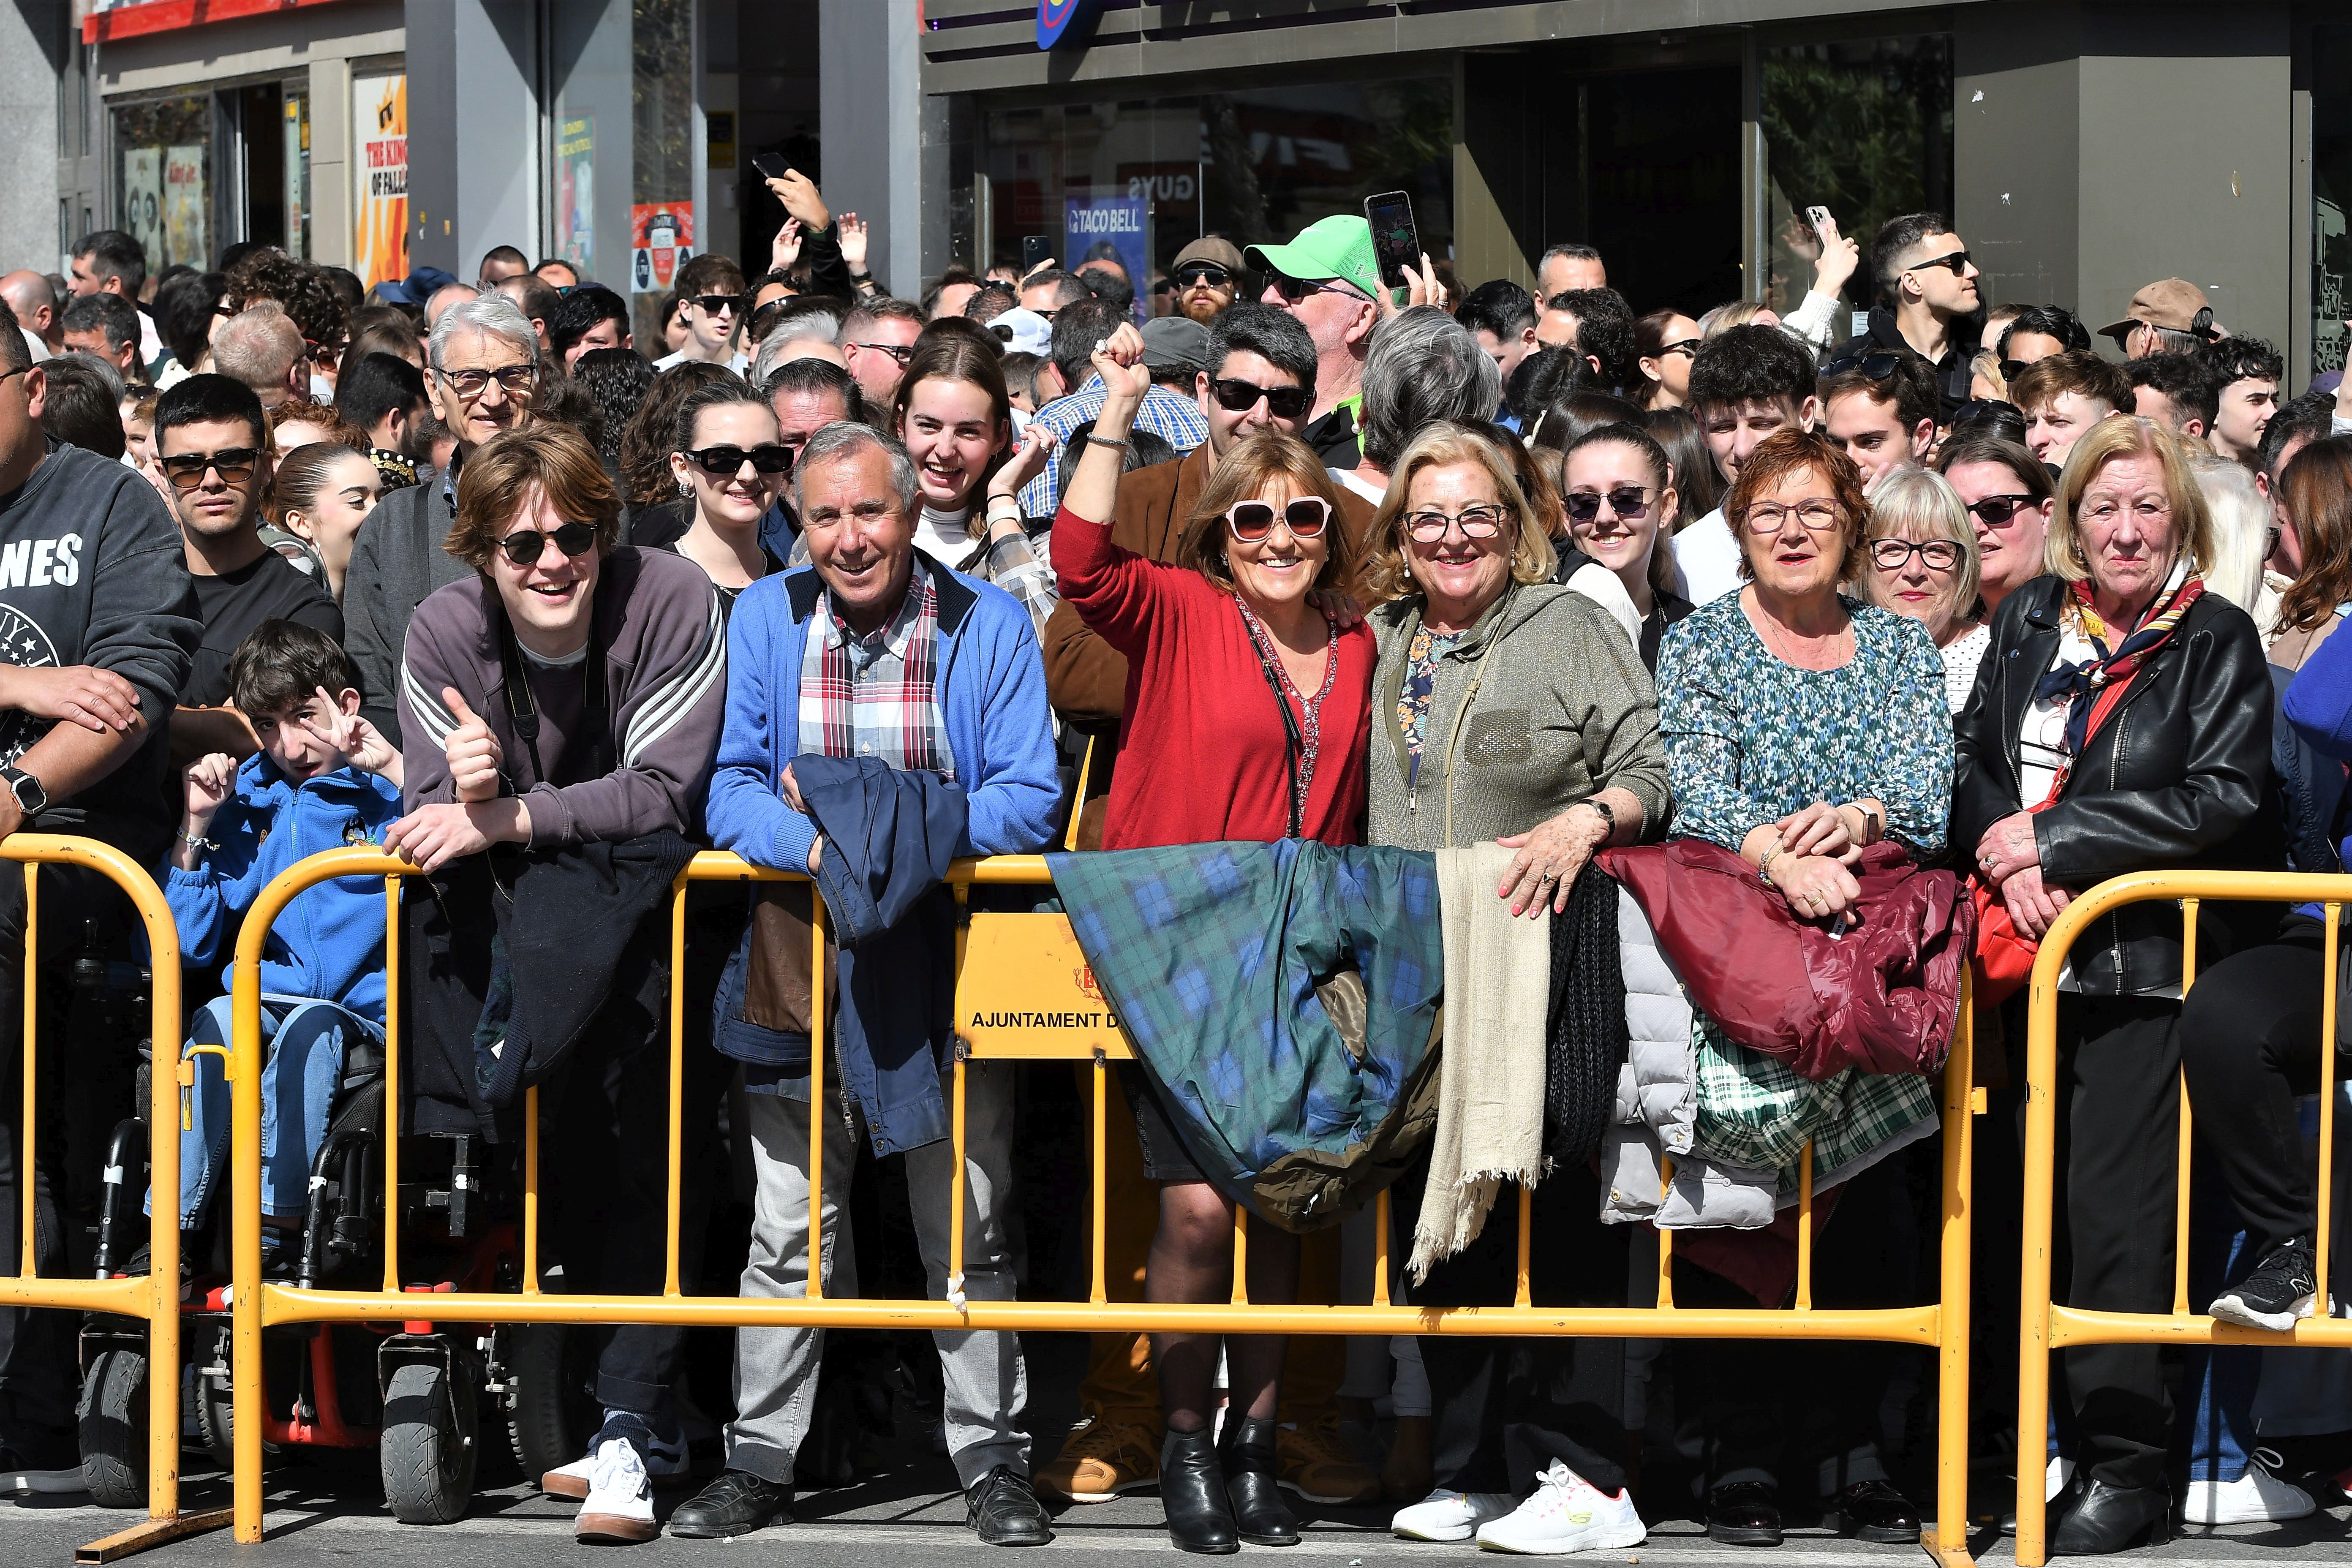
[1596,837,1975,1081]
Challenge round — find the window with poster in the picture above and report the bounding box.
[111,95,211,276]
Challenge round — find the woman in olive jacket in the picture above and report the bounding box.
[1950,418,2277,1556]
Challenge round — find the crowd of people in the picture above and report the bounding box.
[0,186,2348,1560]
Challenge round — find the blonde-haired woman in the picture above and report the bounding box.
[2188,449,2279,634]
[1862,467,1987,713]
[1952,416,2273,1556]
[1361,418,1667,1553]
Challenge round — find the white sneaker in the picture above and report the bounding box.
[2182,1452,2316,1526]
[544,1421,688,1499]
[1476,1460,1647,1555]
[575,1437,659,1543]
[1393,1488,1517,1541]
[2047,1452,2073,1502]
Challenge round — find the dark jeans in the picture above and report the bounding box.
[2045,994,2181,1492]
[1399,1165,1631,1496]
[1671,1149,1923,1497]
[0,859,137,1447]
[2178,921,2333,1258]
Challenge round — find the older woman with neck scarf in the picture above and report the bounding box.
[1951,416,2274,1556]
[1053,322,1373,1555]
[1650,427,1952,1550]
[1361,421,1668,1554]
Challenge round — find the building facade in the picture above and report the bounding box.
[14,1,2351,382]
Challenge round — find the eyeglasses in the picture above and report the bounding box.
[160,447,261,491]
[1965,493,2040,527]
[307,339,345,370]
[1563,487,1655,525]
[1823,351,1908,379]
[1208,377,1311,420]
[496,520,600,566]
[1175,263,1234,290]
[683,444,794,476]
[1405,504,1511,543]
[748,297,795,338]
[1270,273,1363,305]
[1997,358,2031,382]
[850,341,915,366]
[1658,338,1701,360]
[0,366,27,392]
[1226,497,1332,542]
[1905,249,1973,276]
[436,364,537,400]
[690,294,737,316]
[1740,498,1845,534]
[1869,537,1964,572]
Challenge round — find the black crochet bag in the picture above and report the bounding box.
[1543,862,1628,1166]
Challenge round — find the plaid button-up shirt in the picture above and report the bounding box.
[1015,377,1209,518]
[797,555,956,779]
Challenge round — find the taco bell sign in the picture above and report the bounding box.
[1036,0,1108,49]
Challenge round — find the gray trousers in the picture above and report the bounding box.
[727,1058,1029,1488]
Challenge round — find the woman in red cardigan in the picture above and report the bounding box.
[1055,323,1373,1554]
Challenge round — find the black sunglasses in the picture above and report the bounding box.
[1209,377,1311,420]
[690,294,737,315]
[497,520,600,566]
[1175,263,1233,290]
[683,444,793,476]
[1563,487,1655,525]
[1905,248,1972,276]
[1823,351,1908,379]
[1965,493,2041,527]
[160,447,261,490]
[1271,273,1361,305]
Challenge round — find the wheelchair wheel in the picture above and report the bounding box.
[380,1360,476,1525]
[503,1324,598,1488]
[76,1346,147,1508]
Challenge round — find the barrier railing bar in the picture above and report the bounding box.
[807,890,828,1303]
[1089,1048,1107,1305]
[523,1085,539,1293]
[380,876,400,1296]
[1795,1139,1815,1312]
[1655,1157,1674,1309]
[1927,975,1976,1568]
[664,869,689,1297]
[1231,1209,1249,1306]
[1513,1187,1532,1308]
[948,884,971,1306]
[1372,1190,1391,1308]
[2322,903,2340,1302]
[19,863,32,1279]
[2171,899,2199,1317]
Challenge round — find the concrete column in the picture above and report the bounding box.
[1956,0,2294,357]
[819,0,931,299]
[309,57,355,270]
[405,0,542,279]
[0,2,66,276]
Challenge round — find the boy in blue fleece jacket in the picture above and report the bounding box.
[153,621,403,1245]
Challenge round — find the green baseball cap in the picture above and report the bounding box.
[1247,215,1380,300]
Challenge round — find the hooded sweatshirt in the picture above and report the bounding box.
[162,754,404,1021]
[0,441,197,855]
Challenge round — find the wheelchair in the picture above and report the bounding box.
[75,982,598,1526]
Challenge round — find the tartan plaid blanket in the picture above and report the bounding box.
[1047,840,1445,1230]
[1690,1015,1940,1197]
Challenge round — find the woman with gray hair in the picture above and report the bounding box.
[1360,419,1668,1554]
[1341,306,1503,501]
[1861,466,1988,713]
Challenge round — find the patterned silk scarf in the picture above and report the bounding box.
[2032,568,2206,766]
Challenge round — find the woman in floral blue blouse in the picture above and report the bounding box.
[1650,425,1951,1550]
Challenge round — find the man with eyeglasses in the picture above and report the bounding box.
[345,295,540,743]
[1249,216,1383,468]
[1829,212,1983,421]
[840,297,925,408]
[1169,236,1246,326]
[655,254,749,372]
[0,306,197,1491]
[153,375,341,766]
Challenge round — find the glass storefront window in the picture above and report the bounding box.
[112,95,211,275]
[550,0,699,343]
[2311,25,2352,378]
[1759,35,1953,320]
[982,79,1452,303]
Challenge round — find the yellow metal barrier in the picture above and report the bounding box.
[0,835,231,1562]
[2014,869,2352,1566]
[232,847,1980,1563]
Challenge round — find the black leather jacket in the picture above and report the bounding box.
[1952,575,2281,995]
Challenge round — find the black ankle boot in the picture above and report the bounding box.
[1160,1425,1239,1554]
[1216,1416,1301,1547]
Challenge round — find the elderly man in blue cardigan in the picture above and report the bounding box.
[686,422,1061,1548]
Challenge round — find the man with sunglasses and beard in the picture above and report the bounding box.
[1169,236,1246,326]
[154,375,342,765]
[391,422,728,1544]
[0,302,196,1493]
[1829,212,1984,421]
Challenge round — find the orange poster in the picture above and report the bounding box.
[353,74,408,289]
[630,204,694,295]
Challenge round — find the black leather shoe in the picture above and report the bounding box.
[668,1469,794,1538]
[1706,1481,1785,1546]
[1160,1425,1239,1554]
[1834,1479,1922,1545]
[2050,1478,2172,1556]
[966,1465,1054,1546]
[1215,1417,1301,1546]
